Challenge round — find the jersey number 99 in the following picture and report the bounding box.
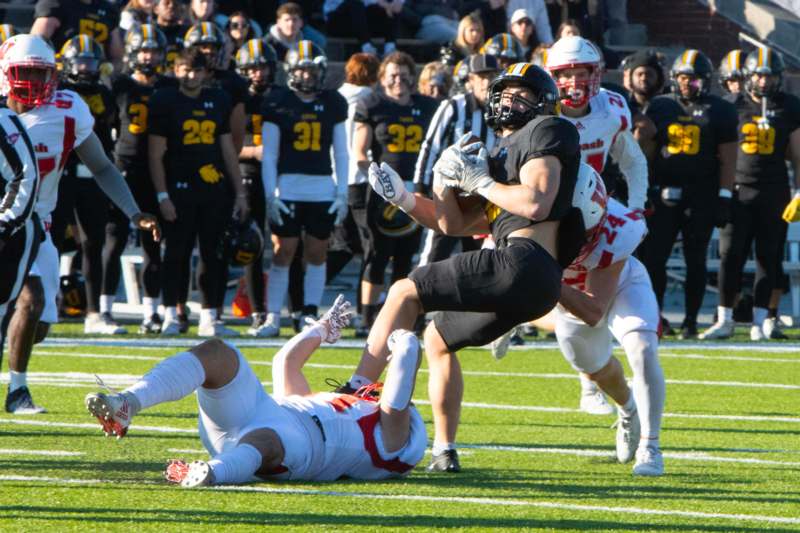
[667,123,700,155]
[183,119,216,145]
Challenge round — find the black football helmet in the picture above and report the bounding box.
[184,22,226,69]
[718,49,744,92]
[221,219,264,267]
[125,23,167,75]
[669,49,713,101]
[743,46,785,97]
[59,35,105,87]
[0,23,16,44]
[235,38,277,90]
[285,40,327,94]
[486,63,560,131]
[480,33,524,68]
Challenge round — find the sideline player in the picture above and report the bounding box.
[0,34,158,414]
[85,296,427,486]
[350,64,589,472]
[544,35,648,415]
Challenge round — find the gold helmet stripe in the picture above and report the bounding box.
[502,33,508,51]
[0,26,7,42]
[201,22,209,37]
[142,24,150,41]
[248,39,256,60]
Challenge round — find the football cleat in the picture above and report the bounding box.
[177,313,190,334]
[198,320,239,337]
[84,312,127,335]
[750,324,766,341]
[160,318,181,336]
[427,449,461,473]
[139,314,163,334]
[615,408,641,463]
[164,459,215,488]
[763,317,788,340]
[677,320,698,340]
[258,312,281,338]
[580,390,616,416]
[633,446,664,476]
[5,386,47,414]
[85,390,132,439]
[699,320,734,340]
[490,328,514,360]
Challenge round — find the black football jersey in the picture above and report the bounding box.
[148,86,232,192]
[113,74,175,159]
[35,0,119,52]
[241,87,269,177]
[730,91,800,186]
[59,80,117,153]
[646,93,739,190]
[354,93,439,180]
[211,69,249,107]
[261,88,348,176]
[157,23,189,72]
[486,116,581,243]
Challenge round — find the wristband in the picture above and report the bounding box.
[397,191,416,213]
[718,189,732,199]
[157,192,170,203]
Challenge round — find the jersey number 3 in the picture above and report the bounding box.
[128,103,148,134]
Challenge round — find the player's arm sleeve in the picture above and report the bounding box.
[75,132,140,219]
[332,121,349,196]
[261,121,280,200]
[609,129,648,210]
[414,98,455,194]
[0,126,38,238]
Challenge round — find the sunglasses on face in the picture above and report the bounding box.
[230,21,248,30]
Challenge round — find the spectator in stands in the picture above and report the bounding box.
[508,8,536,59]
[226,11,262,51]
[505,0,552,46]
[439,11,484,67]
[324,0,401,56]
[189,0,226,27]
[418,61,452,100]
[120,0,157,33]
[31,0,125,63]
[405,0,459,44]
[155,0,190,72]
[265,2,315,62]
[556,18,581,39]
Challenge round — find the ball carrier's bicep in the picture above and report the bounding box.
[479,154,562,221]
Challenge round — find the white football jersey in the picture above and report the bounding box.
[17,90,94,219]
[562,88,631,173]
[563,198,647,291]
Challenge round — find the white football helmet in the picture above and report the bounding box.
[571,163,608,265]
[0,34,58,106]
[545,36,604,108]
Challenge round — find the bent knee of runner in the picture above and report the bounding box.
[387,278,421,309]
[587,356,618,382]
[423,321,450,360]
[17,278,45,319]
[238,427,285,473]
[190,338,240,389]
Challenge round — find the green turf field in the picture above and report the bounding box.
[1,326,799,531]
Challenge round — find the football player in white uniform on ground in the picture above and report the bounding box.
[544,35,649,416]
[555,176,665,476]
[85,296,427,486]
[0,34,158,414]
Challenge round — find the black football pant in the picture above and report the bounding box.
[718,184,789,309]
[72,178,110,314]
[163,196,231,309]
[641,195,715,325]
[419,231,482,265]
[242,172,266,314]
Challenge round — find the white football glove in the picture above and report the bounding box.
[266,197,291,226]
[368,161,416,212]
[307,294,353,344]
[433,133,495,196]
[328,194,348,225]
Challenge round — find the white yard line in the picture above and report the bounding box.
[0,449,84,456]
[0,474,797,526]
[660,352,800,363]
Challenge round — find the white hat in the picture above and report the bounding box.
[510,9,532,25]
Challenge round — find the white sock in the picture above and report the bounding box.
[124,351,206,412]
[164,306,178,322]
[348,374,372,389]
[432,442,455,455]
[100,295,115,314]
[208,443,263,485]
[382,331,419,410]
[9,370,27,393]
[622,332,665,443]
[303,263,326,310]
[718,306,733,322]
[579,372,599,395]
[142,297,158,318]
[618,390,636,417]
[753,306,768,328]
[200,308,216,326]
[267,265,289,314]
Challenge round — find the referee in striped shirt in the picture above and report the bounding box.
[413,54,500,265]
[0,107,40,346]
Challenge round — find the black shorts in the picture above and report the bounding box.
[409,237,562,351]
[270,200,336,240]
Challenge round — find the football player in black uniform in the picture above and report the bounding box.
[480,33,524,70]
[31,0,123,63]
[155,0,188,72]
[110,24,171,334]
[719,49,744,95]
[260,40,349,337]
[56,35,128,335]
[639,50,739,339]
[701,47,800,341]
[345,64,586,472]
[235,38,278,336]
[351,51,439,333]
[148,48,249,337]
